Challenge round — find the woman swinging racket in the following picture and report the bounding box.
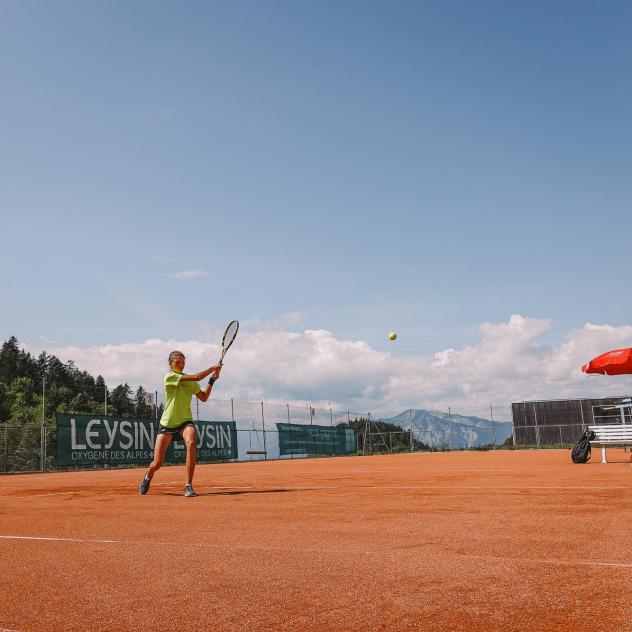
[139,351,222,497]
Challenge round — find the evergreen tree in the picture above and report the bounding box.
[133,386,154,419]
[0,382,10,422]
[45,356,71,390]
[17,348,37,383]
[37,351,50,383]
[109,383,135,417]
[95,375,109,408]
[0,336,20,384]
[8,377,38,412]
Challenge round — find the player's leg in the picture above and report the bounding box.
[147,433,173,478]
[181,423,197,496]
[139,433,172,494]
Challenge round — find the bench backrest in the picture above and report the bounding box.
[588,424,632,442]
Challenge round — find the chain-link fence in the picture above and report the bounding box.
[0,424,43,473]
[510,397,632,448]
[513,423,586,448]
[0,392,371,471]
[0,388,522,471]
[14,385,631,472]
[355,405,515,454]
[191,399,365,462]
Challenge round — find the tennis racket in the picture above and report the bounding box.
[218,320,239,365]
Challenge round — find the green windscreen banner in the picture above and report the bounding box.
[56,413,237,467]
[276,423,357,456]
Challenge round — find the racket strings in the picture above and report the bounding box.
[219,320,239,363]
[223,320,239,350]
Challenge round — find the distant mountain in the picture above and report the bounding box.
[382,409,513,449]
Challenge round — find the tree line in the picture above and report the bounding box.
[0,336,161,471]
[338,417,432,453]
[0,336,160,424]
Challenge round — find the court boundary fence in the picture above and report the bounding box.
[0,396,518,472]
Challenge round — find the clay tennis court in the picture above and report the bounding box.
[1,449,632,631]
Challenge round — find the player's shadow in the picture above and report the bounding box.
[165,487,314,496]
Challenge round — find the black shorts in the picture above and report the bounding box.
[158,420,197,437]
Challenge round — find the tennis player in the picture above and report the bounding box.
[139,351,222,497]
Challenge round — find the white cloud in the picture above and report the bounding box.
[166,270,208,279]
[23,315,632,418]
[278,311,302,325]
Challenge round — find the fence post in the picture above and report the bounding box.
[41,378,46,471]
[559,425,563,448]
[330,407,333,456]
[579,400,586,432]
[248,413,254,457]
[287,403,293,460]
[533,403,541,449]
[363,416,369,455]
[104,386,107,416]
[261,402,267,460]
[490,404,496,449]
[448,407,452,451]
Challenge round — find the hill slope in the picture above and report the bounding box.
[382,409,513,448]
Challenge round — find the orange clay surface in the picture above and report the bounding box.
[2,450,632,631]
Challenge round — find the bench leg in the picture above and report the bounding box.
[602,447,607,464]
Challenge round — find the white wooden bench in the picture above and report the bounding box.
[588,425,632,463]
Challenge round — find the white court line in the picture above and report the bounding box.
[193,484,629,491]
[220,473,274,478]
[25,491,77,497]
[0,535,121,543]
[160,484,262,490]
[465,552,632,570]
[0,491,79,501]
[328,485,629,491]
[0,535,338,553]
[0,484,627,501]
[151,484,630,492]
[3,534,632,570]
[455,468,514,471]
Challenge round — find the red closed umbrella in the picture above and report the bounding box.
[582,348,632,375]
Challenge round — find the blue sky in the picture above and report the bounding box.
[2,1,632,407]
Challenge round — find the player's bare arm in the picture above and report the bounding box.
[179,364,222,382]
[196,367,222,402]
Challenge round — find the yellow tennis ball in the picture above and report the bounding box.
[388,331,397,341]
